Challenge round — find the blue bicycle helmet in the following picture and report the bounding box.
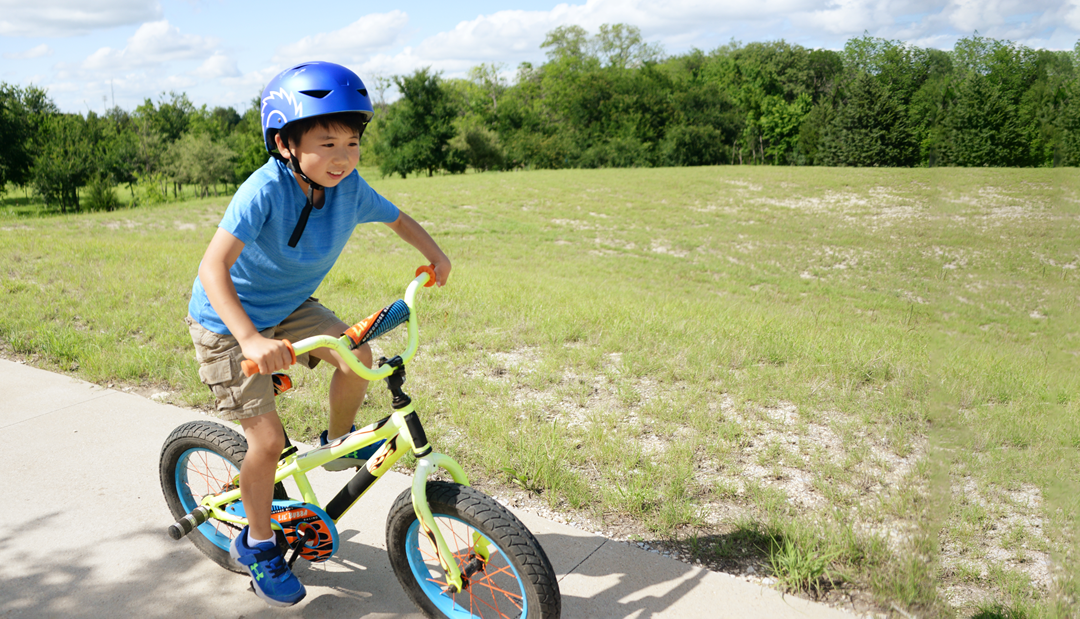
[261,61,374,155]
[260,61,374,247]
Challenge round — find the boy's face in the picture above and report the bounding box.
[277,123,360,189]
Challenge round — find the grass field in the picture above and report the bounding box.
[2,166,1078,617]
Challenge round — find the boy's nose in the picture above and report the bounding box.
[330,148,349,164]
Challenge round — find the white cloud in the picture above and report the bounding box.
[1068,0,1080,31]
[0,0,161,37]
[795,0,889,34]
[368,0,1078,78]
[82,20,219,72]
[194,52,240,79]
[4,44,52,60]
[352,0,829,78]
[273,11,410,64]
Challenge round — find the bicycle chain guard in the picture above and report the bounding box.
[270,500,339,563]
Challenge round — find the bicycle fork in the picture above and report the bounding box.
[324,357,485,594]
[371,357,478,594]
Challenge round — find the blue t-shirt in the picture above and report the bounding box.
[189,158,400,334]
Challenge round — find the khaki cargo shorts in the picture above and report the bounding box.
[186,298,343,420]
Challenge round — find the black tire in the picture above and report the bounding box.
[386,481,561,619]
[159,420,288,573]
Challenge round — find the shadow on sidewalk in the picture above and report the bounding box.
[0,521,710,618]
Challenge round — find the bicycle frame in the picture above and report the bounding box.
[191,271,477,593]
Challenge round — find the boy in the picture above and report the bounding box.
[186,61,450,607]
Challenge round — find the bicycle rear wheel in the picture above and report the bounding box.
[386,481,561,619]
[159,420,287,573]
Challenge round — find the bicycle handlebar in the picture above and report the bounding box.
[240,266,434,381]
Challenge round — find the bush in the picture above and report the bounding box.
[661,125,727,166]
[85,174,120,211]
[579,136,654,168]
[450,118,505,171]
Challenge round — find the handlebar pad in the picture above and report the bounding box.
[344,299,411,349]
[416,264,436,287]
[240,340,296,377]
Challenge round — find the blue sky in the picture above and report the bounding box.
[1,0,1077,114]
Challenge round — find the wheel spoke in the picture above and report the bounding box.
[392,482,559,619]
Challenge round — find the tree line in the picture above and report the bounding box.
[2,27,1078,212]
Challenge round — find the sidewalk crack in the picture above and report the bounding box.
[559,538,608,582]
[0,391,113,430]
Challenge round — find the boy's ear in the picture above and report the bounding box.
[274,132,290,159]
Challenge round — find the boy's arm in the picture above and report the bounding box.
[384,211,451,286]
[198,227,294,374]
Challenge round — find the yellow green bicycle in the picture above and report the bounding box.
[160,266,562,619]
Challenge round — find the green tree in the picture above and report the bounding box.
[468,63,508,115]
[450,115,505,171]
[593,24,663,69]
[30,113,97,213]
[0,84,31,187]
[0,84,54,188]
[818,72,918,166]
[134,92,195,144]
[661,125,727,166]
[1059,78,1080,165]
[189,104,241,142]
[939,72,1025,166]
[796,101,835,165]
[376,68,462,178]
[165,132,236,197]
[541,25,593,65]
[759,93,812,164]
[228,96,268,184]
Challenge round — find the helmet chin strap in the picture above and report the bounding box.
[285,150,324,248]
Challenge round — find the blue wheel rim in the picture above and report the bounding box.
[404,515,529,619]
[175,447,238,551]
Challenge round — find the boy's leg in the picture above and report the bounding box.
[310,320,373,439]
[237,411,286,541]
[186,315,282,537]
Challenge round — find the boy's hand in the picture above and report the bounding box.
[432,259,451,287]
[239,334,294,375]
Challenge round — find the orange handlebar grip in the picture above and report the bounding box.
[240,340,296,377]
[415,264,436,287]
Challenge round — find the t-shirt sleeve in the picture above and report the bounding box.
[219,183,272,245]
[355,176,400,225]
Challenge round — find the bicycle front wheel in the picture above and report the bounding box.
[159,420,287,573]
[386,481,561,619]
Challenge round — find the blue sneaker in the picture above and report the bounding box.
[319,427,385,471]
[230,527,306,607]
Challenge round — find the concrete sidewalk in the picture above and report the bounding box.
[0,359,858,618]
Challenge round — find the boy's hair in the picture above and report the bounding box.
[276,111,370,151]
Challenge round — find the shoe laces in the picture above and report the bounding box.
[250,544,290,580]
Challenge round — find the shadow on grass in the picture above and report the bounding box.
[630,522,848,602]
[0,193,49,217]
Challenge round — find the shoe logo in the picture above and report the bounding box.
[252,565,265,581]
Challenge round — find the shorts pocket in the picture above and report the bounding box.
[198,355,234,386]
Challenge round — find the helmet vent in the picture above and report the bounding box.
[358,89,368,97]
[300,89,332,99]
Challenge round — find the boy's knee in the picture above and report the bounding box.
[352,343,372,367]
[241,414,287,455]
[248,431,285,454]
